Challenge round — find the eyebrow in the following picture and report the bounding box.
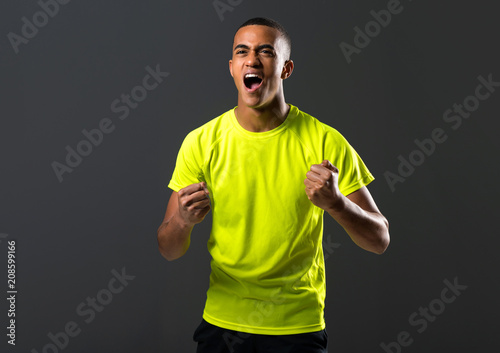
[233,44,275,52]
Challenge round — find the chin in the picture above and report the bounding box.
[241,94,271,108]
[239,97,261,108]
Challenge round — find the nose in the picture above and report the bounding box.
[245,51,261,67]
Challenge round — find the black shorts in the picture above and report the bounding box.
[193,318,328,353]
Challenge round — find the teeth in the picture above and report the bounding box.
[245,74,260,78]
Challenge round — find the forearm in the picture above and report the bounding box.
[157,213,194,261]
[326,195,390,254]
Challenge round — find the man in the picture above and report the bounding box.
[157,17,390,353]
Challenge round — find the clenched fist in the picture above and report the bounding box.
[177,182,211,226]
[304,160,344,211]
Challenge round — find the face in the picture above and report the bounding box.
[229,25,293,109]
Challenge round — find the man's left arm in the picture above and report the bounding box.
[305,160,390,254]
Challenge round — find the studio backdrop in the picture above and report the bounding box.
[0,0,498,352]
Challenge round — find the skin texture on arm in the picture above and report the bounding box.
[157,182,211,261]
[305,160,390,254]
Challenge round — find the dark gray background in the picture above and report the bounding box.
[1,0,498,352]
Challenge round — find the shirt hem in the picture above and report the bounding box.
[167,181,181,192]
[202,312,326,335]
[341,173,375,196]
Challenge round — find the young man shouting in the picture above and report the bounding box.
[157,17,390,353]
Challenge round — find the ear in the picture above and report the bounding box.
[281,59,294,80]
[229,59,233,78]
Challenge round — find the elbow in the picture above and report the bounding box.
[158,241,183,262]
[374,236,390,255]
[374,222,390,255]
[361,234,390,255]
[157,226,187,262]
[159,249,181,262]
[157,227,174,261]
[369,218,390,255]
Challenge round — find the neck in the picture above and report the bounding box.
[235,98,290,133]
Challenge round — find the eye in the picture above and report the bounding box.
[236,50,247,55]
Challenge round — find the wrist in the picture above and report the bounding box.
[326,193,347,214]
[173,211,195,230]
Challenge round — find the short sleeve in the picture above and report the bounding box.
[323,125,374,196]
[167,130,205,192]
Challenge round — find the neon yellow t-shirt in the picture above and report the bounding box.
[168,105,374,335]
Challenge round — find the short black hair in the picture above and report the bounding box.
[236,17,292,60]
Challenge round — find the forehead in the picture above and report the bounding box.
[232,25,283,48]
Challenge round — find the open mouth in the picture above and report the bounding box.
[244,73,263,91]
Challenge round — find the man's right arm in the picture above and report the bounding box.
[157,182,211,261]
